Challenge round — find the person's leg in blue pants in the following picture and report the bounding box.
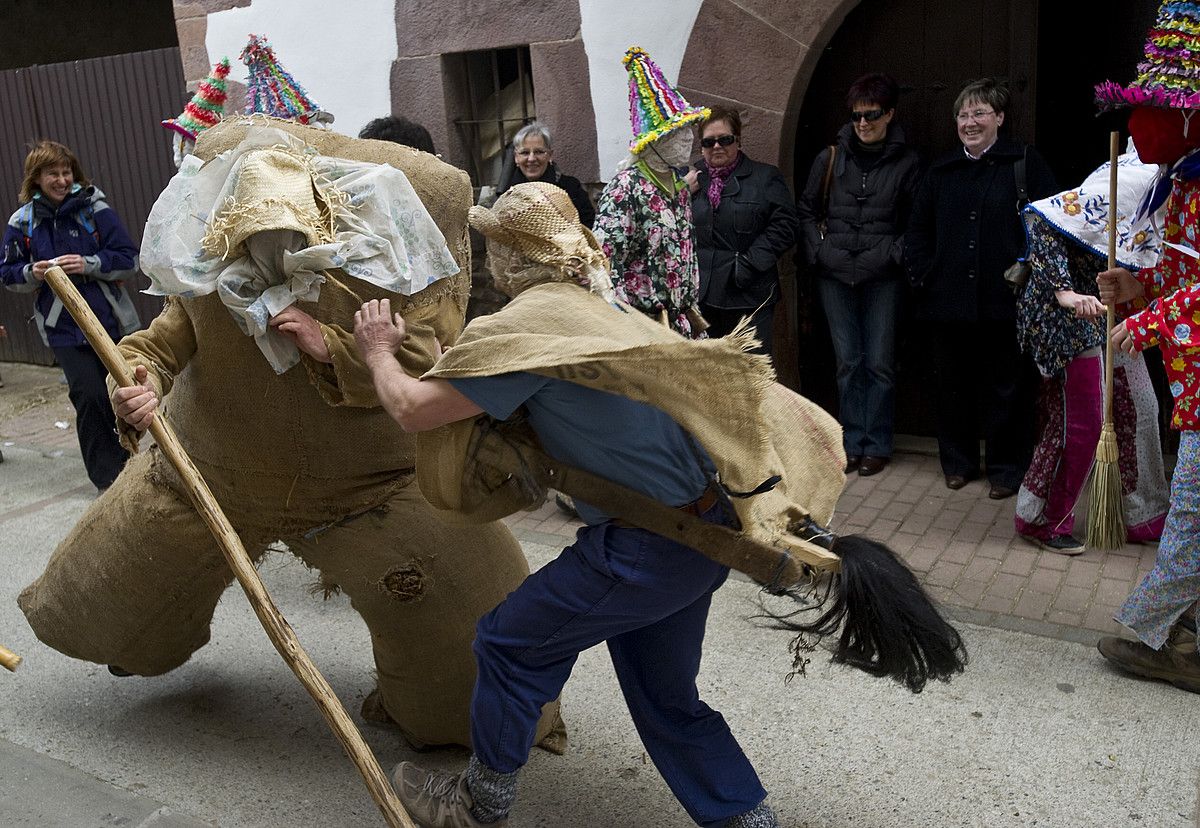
[469,518,768,825]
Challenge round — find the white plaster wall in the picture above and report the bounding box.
[579,0,703,177]
[205,0,397,138]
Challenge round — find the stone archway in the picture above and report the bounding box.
[675,0,857,389]
[676,0,859,177]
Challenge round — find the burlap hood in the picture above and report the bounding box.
[416,282,846,570]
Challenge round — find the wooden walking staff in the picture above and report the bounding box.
[1085,132,1127,550]
[42,266,414,828]
[0,643,21,672]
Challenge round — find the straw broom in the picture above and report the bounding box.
[1085,132,1126,550]
[42,266,414,828]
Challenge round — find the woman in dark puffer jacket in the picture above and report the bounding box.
[798,73,920,477]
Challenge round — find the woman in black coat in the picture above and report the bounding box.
[798,73,920,477]
[688,106,798,357]
[497,121,594,228]
[905,78,1057,498]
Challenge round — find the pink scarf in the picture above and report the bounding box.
[705,152,740,210]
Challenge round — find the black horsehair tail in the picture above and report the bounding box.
[764,535,968,693]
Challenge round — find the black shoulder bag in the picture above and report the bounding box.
[1002,146,1032,294]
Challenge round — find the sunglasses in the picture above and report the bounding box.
[700,134,737,149]
[850,109,886,123]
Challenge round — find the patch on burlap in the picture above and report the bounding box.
[380,561,427,601]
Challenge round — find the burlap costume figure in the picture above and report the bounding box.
[16,118,564,751]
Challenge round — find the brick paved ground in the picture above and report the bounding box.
[2,361,1164,646]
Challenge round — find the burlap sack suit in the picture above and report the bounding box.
[16,118,562,751]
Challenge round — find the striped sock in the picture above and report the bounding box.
[724,801,779,828]
[465,755,518,824]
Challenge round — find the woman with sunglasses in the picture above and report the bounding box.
[687,107,799,357]
[797,73,920,477]
[905,78,1057,499]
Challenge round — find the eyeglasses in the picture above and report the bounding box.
[956,108,996,123]
[515,148,548,158]
[850,109,885,123]
[700,134,737,149]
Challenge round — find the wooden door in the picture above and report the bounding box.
[788,0,1150,437]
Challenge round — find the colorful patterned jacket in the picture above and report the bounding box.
[595,165,702,338]
[1125,176,1200,429]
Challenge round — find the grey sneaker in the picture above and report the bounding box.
[392,762,506,828]
[1021,532,1085,556]
[1039,534,1085,555]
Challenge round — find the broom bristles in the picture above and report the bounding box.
[1085,424,1126,549]
[761,535,968,693]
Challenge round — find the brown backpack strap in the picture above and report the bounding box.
[817,145,837,237]
[820,145,837,216]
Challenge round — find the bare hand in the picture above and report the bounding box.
[111,365,158,431]
[1097,267,1143,306]
[32,255,86,279]
[55,254,86,275]
[354,298,407,363]
[269,305,331,363]
[1110,322,1138,355]
[1054,289,1106,319]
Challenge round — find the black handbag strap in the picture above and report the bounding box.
[1013,145,1029,215]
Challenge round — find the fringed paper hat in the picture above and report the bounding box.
[1096,0,1200,111]
[162,58,231,141]
[623,46,709,154]
[241,34,332,124]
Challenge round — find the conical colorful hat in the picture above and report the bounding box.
[162,58,230,141]
[623,46,709,154]
[1096,0,1200,110]
[241,34,329,124]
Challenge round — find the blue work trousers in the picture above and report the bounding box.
[469,517,767,826]
[817,276,900,458]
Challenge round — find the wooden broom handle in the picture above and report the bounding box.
[42,267,413,828]
[1104,131,1119,425]
[0,644,21,672]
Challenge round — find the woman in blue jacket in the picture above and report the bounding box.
[1,141,140,489]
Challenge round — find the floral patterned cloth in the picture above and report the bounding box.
[594,165,702,338]
[1117,430,1200,649]
[1125,176,1200,429]
[1016,214,1107,378]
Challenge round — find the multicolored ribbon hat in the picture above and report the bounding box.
[1096,0,1200,111]
[241,34,332,124]
[623,46,709,154]
[162,58,231,141]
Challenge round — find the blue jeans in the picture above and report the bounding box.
[469,512,767,826]
[817,277,900,457]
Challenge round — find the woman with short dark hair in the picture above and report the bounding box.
[358,115,436,154]
[688,105,798,357]
[797,72,920,477]
[905,78,1057,498]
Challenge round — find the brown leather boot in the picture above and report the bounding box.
[1097,624,1200,694]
